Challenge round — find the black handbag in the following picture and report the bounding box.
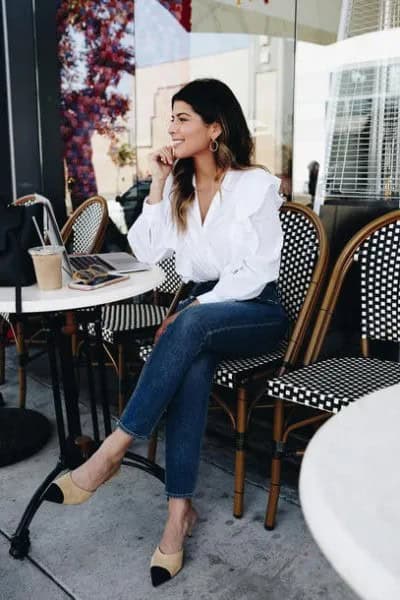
[0,203,44,319]
[0,203,44,288]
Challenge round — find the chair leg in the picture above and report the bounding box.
[233,387,248,518]
[16,321,27,409]
[147,429,158,462]
[265,398,285,530]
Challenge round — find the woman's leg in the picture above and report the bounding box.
[157,304,286,552]
[158,352,216,553]
[117,300,287,439]
[70,313,217,492]
[165,352,218,497]
[72,300,286,492]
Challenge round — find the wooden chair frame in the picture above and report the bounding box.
[265,209,400,530]
[211,203,329,518]
[143,204,329,516]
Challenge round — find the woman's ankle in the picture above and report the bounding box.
[159,500,198,554]
[99,429,133,466]
[167,498,192,520]
[168,500,197,532]
[72,430,132,489]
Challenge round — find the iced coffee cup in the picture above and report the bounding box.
[28,246,64,290]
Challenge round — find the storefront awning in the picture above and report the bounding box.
[158,0,343,44]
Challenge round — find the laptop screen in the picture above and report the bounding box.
[32,194,74,276]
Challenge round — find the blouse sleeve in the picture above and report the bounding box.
[127,175,176,264]
[197,171,283,304]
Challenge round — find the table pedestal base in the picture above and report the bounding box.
[9,440,164,559]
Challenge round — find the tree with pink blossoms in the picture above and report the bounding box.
[57,0,134,207]
[157,1,192,31]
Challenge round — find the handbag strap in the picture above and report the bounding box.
[15,273,22,316]
[10,231,22,315]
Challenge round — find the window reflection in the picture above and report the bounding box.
[294,0,400,211]
[135,0,296,200]
[57,0,135,213]
[57,1,400,223]
[57,0,297,225]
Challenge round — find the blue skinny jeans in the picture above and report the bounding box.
[117,281,288,498]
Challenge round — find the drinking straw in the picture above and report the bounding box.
[32,216,46,247]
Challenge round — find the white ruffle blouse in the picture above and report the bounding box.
[127,168,284,304]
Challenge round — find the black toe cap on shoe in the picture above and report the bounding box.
[43,483,64,504]
[150,566,172,587]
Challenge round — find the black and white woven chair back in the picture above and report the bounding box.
[278,206,320,323]
[69,201,107,254]
[156,254,182,294]
[357,219,400,343]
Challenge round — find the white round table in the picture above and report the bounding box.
[4,265,166,559]
[300,384,400,600]
[0,266,164,313]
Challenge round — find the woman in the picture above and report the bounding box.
[45,79,288,586]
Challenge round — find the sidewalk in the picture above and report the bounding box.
[0,350,357,600]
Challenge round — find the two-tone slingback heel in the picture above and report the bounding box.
[150,546,184,587]
[43,467,121,505]
[150,509,198,587]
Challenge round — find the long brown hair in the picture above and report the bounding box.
[170,79,254,231]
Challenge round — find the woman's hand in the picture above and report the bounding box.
[154,299,199,344]
[148,145,174,184]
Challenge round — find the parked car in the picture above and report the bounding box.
[115,179,152,230]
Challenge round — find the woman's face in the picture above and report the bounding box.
[168,100,220,160]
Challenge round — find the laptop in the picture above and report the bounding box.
[33,194,151,276]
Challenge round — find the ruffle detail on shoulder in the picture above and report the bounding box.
[227,170,282,261]
[234,170,282,220]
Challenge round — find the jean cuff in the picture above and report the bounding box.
[165,490,194,499]
[116,420,152,440]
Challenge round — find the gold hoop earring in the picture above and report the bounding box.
[209,139,219,153]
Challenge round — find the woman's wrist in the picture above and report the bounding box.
[147,178,167,204]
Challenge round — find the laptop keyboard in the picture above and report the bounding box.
[69,255,113,271]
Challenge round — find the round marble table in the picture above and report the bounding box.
[0,266,164,313]
[1,266,165,460]
[300,383,400,600]
[0,265,164,446]
[1,266,166,557]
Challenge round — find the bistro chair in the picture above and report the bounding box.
[61,195,108,254]
[263,209,400,530]
[84,254,184,415]
[139,202,329,516]
[1,195,109,407]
